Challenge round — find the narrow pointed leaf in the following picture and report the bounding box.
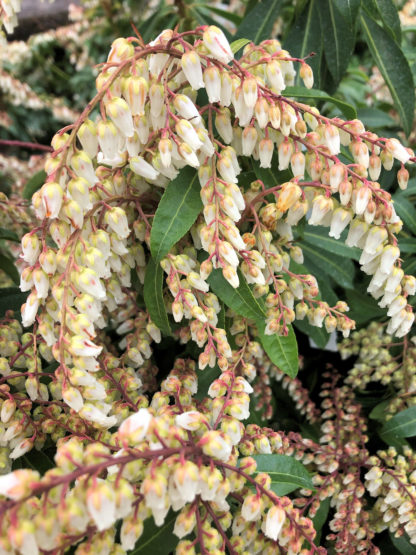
[0,287,28,318]
[360,10,415,135]
[398,238,416,253]
[150,167,202,262]
[284,0,322,86]
[207,268,299,377]
[256,320,299,378]
[284,86,357,119]
[334,0,361,28]
[143,258,171,337]
[0,228,19,242]
[23,170,46,200]
[300,242,355,288]
[230,38,251,54]
[389,533,416,555]
[318,0,355,85]
[235,0,282,43]
[374,0,402,42]
[132,511,178,554]
[380,406,416,438]
[392,195,416,234]
[251,454,314,494]
[302,227,360,260]
[0,254,19,284]
[207,267,265,320]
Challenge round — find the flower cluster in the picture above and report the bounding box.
[0,23,414,554]
[16,26,414,428]
[365,447,416,545]
[341,322,416,417]
[0,359,321,554]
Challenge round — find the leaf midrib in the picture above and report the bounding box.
[152,172,199,262]
[360,12,406,131]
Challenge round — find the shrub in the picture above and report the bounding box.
[0,3,416,554]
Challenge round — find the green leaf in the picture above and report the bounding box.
[0,287,28,319]
[318,0,355,85]
[300,242,355,289]
[373,0,402,42]
[334,0,361,28]
[284,86,357,119]
[312,497,331,544]
[369,399,393,421]
[230,38,251,55]
[251,157,292,187]
[294,319,329,349]
[251,454,314,494]
[346,289,385,324]
[400,178,416,197]
[0,254,19,284]
[206,5,242,25]
[217,301,226,330]
[195,365,220,401]
[256,320,299,378]
[207,268,298,377]
[132,512,179,554]
[143,258,171,337]
[389,533,416,555]
[23,170,46,200]
[380,406,416,438]
[357,107,397,129]
[207,268,266,321]
[404,257,416,276]
[150,167,202,262]
[302,226,360,260]
[284,0,322,87]
[23,449,54,474]
[235,0,282,43]
[398,238,416,253]
[0,228,19,242]
[379,430,410,450]
[360,10,415,136]
[393,195,416,235]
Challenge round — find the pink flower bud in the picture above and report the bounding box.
[175,119,202,151]
[385,138,411,164]
[199,430,232,461]
[266,60,285,93]
[122,75,148,116]
[181,51,204,90]
[118,408,152,443]
[104,206,130,239]
[39,182,63,219]
[242,77,258,109]
[21,291,39,328]
[106,97,134,137]
[259,138,273,168]
[204,66,221,103]
[21,233,40,265]
[262,505,286,541]
[203,25,233,64]
[78,119,98,158]
[130,156,159,180]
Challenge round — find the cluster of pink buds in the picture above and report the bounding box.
[0,357,322,554]
[15,24,415,419]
